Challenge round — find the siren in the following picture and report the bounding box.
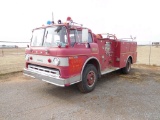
[47,20,54,25]
[47,21,51,25]
[58,20,61,24]
[51,21,54,24]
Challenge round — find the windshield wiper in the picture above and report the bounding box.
[45,31,48,38]
[55,26,62,33]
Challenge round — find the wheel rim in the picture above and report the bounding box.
[87,71,95,87]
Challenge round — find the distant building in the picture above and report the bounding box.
[0,45,18,48]
[152,42,160,47]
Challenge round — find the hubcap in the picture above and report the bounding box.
[87,71,95,87]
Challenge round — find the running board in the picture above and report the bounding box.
[101,67,120,75]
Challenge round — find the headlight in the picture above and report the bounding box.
[53,58,60,66]
[25,54,29,61]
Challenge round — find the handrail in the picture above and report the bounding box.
[100,33,117,40]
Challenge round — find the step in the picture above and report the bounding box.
[101,67,120,75]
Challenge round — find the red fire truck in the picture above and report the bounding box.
[24,17,137,93]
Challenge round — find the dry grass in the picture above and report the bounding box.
[137,46,160,66]
[0,48,25,74]
[0,46,159,75]
[0,54,25,75]
[0,48,25,56]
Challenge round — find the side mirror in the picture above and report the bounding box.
[82,28,88,43]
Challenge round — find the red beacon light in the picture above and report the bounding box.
[66,16,73,24]
[57,43,62,48]
[67,17,72,21]
[66,16,83,27]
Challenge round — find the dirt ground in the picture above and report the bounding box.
[0,64,160,120]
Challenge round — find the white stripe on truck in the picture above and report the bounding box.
[27,54,69,66]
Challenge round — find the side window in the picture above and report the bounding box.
[69,30,92,45]
[70,30,76,44]
[31,29,44,46]
[69,30,82,46]
[88,33,93,43]
[77,31,82,43]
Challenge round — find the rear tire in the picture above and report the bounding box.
[78,64,98,93]
[121,58,131,74]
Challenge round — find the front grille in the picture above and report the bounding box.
[28,64,60,76]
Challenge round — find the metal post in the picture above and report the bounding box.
[17,47,18,55]
[2,49,4,56]
[149,41,151,65]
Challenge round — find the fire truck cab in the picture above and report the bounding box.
[24,17,137,93]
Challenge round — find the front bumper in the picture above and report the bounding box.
[23,68,81,87]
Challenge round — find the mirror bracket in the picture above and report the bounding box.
[82,28,88,43]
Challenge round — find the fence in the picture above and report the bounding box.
[0,47,26,56]
[0,41,29,74]
[137,45,160,66]
[0,41,28,56]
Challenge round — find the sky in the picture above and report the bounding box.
[0,0,160,45]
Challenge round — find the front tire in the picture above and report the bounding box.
[121,58,131,74]
[78,64,98,93]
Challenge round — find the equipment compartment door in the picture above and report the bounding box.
[97,40,115,70]
[104,41,114,68]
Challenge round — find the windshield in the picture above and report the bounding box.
[31,29,44,46]
[31,26,67,47]
[43,26,67,47]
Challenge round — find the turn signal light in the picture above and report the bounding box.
[48,58,51,63]
[30,56,33,60]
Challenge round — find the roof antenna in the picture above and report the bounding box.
[52,12,54,21]
[51,12,54,24]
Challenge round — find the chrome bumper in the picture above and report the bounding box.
[23,68,81,87]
